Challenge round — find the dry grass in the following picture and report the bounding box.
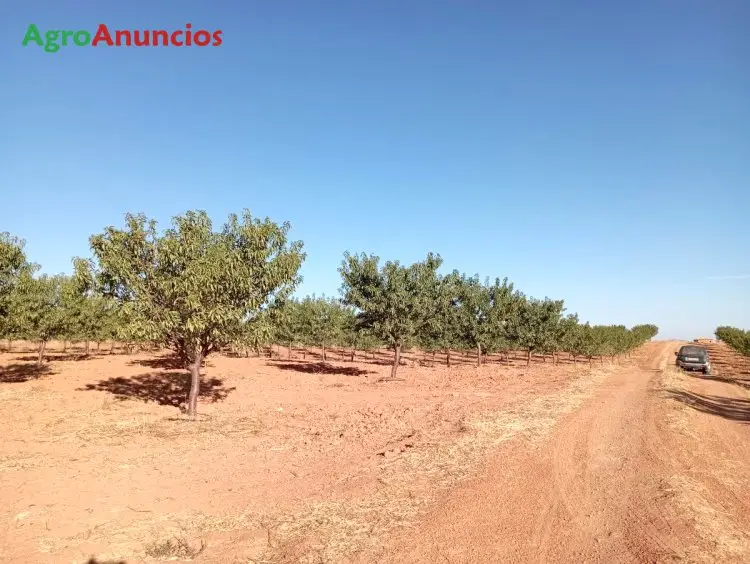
[1,344,651,563]
[658,359,750,561]
[39,408,264,445]
[666,475,750,561]
[251,364,616,562]
[660,366,701,439]
[144,535,207,560]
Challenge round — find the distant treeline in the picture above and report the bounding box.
[715,326,750,357]
[0,210,659,415]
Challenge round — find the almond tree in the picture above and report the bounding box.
[297,296,347,361]
[339,252,441,379]
[452,274,520,367]
[510,297,565,365]
[418,271,461,366]
[453,274,492,366]
[9,272,71,364]
[715,326,750,356]
[0,233,30,350]
[552,314,580,365]
[78,210,305,417]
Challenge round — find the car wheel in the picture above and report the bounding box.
[704,367,711,375]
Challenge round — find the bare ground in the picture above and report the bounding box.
[0,341,748,563]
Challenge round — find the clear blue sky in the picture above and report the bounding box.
[2,1,748,340]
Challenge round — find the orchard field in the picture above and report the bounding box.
[0,338,634,563]
[1,215,749,563]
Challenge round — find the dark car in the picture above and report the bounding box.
[675,345,711,374]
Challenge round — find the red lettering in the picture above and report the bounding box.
[194,30,211,46]
[91,24,113,46]
[133,31,150,46]
[115,30,132,46]
[170,30,183,46]
[212,30,223,46]
[185,23,192,46]
[152,30,168,46]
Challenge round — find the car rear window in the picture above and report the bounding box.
[680,346,705,356]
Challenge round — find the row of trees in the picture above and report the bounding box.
[0,210,659,416]
[715,326,750,357]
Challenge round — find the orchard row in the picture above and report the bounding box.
[1,210,659,415]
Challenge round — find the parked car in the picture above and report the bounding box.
[675,345,711,374]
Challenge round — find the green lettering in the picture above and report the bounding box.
[62,30,74,46]
[21,24,43,47]
[73,30,91,46]
[44,30,60,53]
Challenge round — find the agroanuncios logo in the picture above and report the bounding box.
[21,23,223,53]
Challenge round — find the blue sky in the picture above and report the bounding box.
[2,1,748,340]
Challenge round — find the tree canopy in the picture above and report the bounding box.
[77,209,305,415]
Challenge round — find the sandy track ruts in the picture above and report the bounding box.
[379,341,750,563]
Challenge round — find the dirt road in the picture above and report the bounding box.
[377,341,750,563]
[2,342,748,562]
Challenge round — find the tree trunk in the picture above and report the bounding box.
[96,341,101,351]
[303,349,307,360]
[62,341,68,352]
[7,339,12,352]
[573,354,577,365]
[476,343,482,367]
[288,342,292,359]
[391,344,402,379]
[37,340,47,365]
[186,348,203,417]
[446,349,451,367]
[350,347,355,362]
[85,340,90,355]
[322,345,327,362]
[527,349,532,366]
[589,356,593,367]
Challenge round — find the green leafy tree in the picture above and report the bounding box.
[417,271,460,366]
[339,252,442,379]
[235,311,276,357]
[453,274,493,366]
[79,210,305,416]
[510,297,565,365]
[715,326,750,356]
[554,313,580,365]
[569,322,598,366]
[337,304,362,361]
[297,295,346,361]
[273,298,303,359]
[8,272,70,363]
[0,234,31,350]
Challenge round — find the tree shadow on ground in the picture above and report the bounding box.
[80,371,235,407]
[14,353,97,362]
[691,372,750,391]
[666,389,750,423]
[0,363,53,383]
[270,360,374,377]
[86,557,126,564]
[127,355,188,370]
